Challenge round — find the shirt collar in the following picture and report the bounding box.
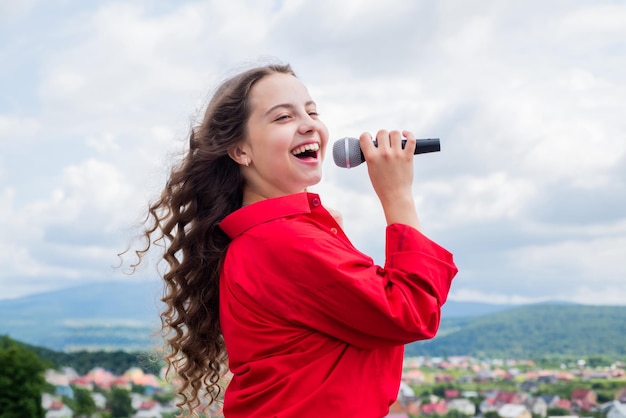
[219,192,319,239]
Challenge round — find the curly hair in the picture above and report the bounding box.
[132,63,296,415]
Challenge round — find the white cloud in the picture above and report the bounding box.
[510,236,626,285]
[418,173,536,228]
[0,0,36,22]
[86,132,120,154]
[1,0,625,306]
[0,115,41,144]
[449,288,549,306]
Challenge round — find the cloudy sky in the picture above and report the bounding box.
[1,0,625,306]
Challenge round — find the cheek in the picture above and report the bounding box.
[320,125,330,147]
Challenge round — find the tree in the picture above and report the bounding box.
[445,410,472,418]
[0,336,48,418]
[546,407,570,416]
[109,387,134,418]
[73,387,97,417]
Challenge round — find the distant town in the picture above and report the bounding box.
[40,355,626,418]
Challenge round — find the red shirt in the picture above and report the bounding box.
[219,192,457,417]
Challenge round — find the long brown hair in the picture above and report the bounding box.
[131,63,295,414]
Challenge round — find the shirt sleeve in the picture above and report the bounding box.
[225,218,458,349]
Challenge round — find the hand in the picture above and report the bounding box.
[359,130,421,230]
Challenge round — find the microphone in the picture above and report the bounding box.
[332,137,440,168]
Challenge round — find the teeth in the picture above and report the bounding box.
[291,143,320,155]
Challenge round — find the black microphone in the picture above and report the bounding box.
[332,137,440,168]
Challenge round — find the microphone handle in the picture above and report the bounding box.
[364,138,441,160]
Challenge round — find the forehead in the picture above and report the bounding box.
[248,73,312,110]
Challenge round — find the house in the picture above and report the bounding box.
[571,389,597,411]
[87,367,116,389]
[435,373,455,383]
[556,372,575,381]
[495,391,526,406]
[475,370,496,382]
[462,390,479,399]
[555,398,572,411]
[111,376,132,391]
[607,401,626,418]
[483,388,500,400]
[616,387,626,403]
[134,400,163,418]
[538,375,558,384]
[498,403,532,418]
[69,376,93,391]
[447,398,476,416]
[388,399,418,416]
[91,392,107,410]
[398,381,415,400]
[421,402,447,416]
[540,394,561,407]
[131,393,151,410]
[444,389,461,400]
[520,380,539,393]
[457,375,474,384]
[45,401,73,418]
[480,397,498,413]
[402,368,425,385]
[41,393,56,410]
[525,396,548,417]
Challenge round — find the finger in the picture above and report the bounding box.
[375,129,390,150]
[402,130,417,156]
[359,132,375,154]
[389,130,403,150]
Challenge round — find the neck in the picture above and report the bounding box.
[241,187,308,207]
[242,189,266,207]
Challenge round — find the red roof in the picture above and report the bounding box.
[572,389,592,400]
[422,403,448,415]
[139,400,159,410]
[49,401,65,410]
[556,399,571,410]
[495,391,519,404]
[445,389,460,399]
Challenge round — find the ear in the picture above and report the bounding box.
[227,145,250,167]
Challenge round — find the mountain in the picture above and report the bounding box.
[2,282,625,358]
[0,281,512,351]
[0,281,163,351]
[441,300,517,318]
[407,303,626,358]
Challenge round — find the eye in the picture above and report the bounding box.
[274,114,291,121]
[308,110,319,118]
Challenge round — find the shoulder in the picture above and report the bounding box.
[230,214,328,250]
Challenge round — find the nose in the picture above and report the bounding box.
[298,114,323,136]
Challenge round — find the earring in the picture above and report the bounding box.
[244,158,249,167]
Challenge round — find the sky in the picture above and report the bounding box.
[1,0,625,305]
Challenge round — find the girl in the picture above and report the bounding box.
[135,63,457,417]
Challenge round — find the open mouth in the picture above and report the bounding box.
[291,143,320,160]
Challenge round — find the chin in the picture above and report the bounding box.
[306,175,323,187]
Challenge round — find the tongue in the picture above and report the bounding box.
[295,150,316,159]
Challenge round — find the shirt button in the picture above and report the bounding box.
[330,227,338,234]
[311,197,321,207]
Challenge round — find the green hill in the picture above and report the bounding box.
[407,303,626,358]
[2,283,626,358]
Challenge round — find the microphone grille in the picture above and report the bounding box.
[332,137,363,168]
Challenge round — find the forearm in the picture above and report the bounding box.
[380,194,421,231]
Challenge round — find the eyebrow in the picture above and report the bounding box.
[264,101,317,116]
